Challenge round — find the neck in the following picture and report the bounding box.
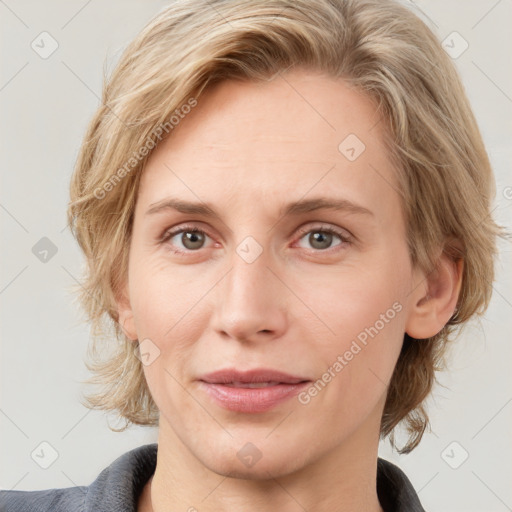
[143,417,384,512]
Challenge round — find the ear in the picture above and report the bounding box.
[405,253,463,339]
[116,281,138,341]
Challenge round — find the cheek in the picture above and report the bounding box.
[128,257,215,403]
[297,261,407,348]
[129,254,208,338]
[295,257,408,408]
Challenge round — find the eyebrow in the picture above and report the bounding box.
[145,196,374,220]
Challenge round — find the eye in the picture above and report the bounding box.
[160,223,351,255]
[160,225,214,254]
[295,224,351,252]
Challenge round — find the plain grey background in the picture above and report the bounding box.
[1,1,511,511]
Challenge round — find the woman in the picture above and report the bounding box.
[1,0,502,510]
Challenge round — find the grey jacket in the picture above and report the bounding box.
[0,443,426,511]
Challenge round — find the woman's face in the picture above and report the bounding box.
[119,68,423,478]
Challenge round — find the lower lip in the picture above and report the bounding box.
[198,381,310,413]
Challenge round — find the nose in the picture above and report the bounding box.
[211,243,288,343]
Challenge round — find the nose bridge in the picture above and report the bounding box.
[232,242,272,304]
[213,234,286,340]
[226,237,274,307]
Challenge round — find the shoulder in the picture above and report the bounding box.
[377,457,426,512]
[0,443,158,512]
[0,486,87,511]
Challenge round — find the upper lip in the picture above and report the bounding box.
[199,368,311,385]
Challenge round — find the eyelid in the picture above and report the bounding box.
[159,223,215,245]
[294,223,353,243]
[159,221,353,253]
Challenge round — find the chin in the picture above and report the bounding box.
[205,457,300,481]
[196,437,311,481]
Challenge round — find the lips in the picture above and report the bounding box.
[197,368,312,413]
[198,368,310,385]
[223,381,281,388]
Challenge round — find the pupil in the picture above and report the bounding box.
[184,231,203,249]
[311,231,331,249]
[180,230,334,251]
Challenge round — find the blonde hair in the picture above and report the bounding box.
[68,0,502,453]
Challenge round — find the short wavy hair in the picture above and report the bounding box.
[67,0,502,453]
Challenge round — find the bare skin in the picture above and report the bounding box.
[119,68,461,512]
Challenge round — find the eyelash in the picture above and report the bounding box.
[159,223,352,256]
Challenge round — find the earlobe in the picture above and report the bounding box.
[116,284,138,341]
[405,255,463,339]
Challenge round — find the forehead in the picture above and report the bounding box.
[137,68,399,217]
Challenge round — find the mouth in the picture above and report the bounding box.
[221,381,291,388]
[197,368,312,413]
[198,368,310,385]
